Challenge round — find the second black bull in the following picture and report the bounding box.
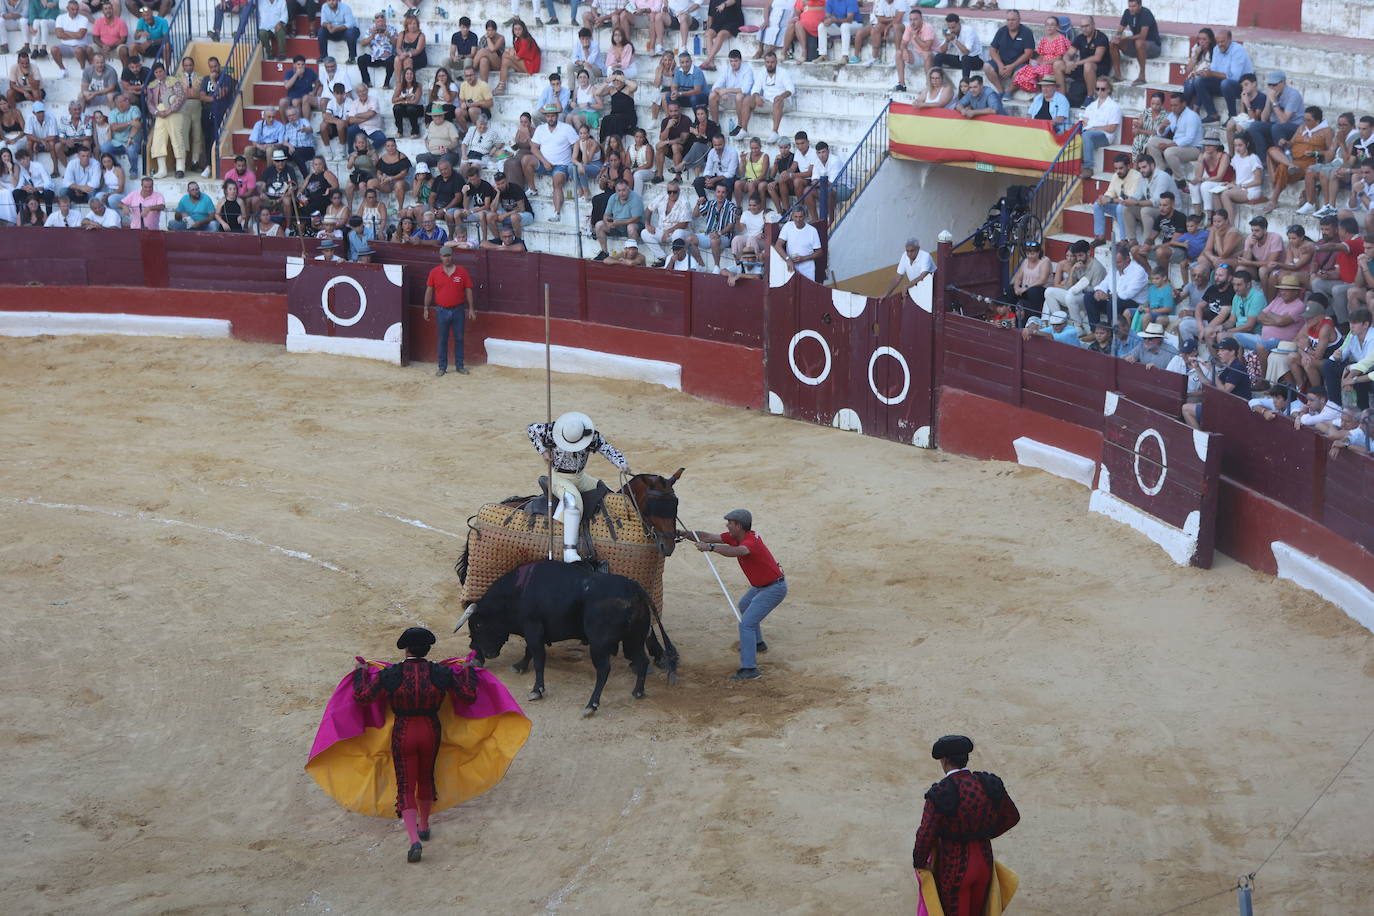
[454,561,680,717]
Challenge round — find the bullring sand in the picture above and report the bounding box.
[2,335,1372,915]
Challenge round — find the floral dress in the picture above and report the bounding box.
[1013,33,1070,93]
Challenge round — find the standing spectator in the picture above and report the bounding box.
[1109,0,1160,86]
[882,237,937,301]
[1091,153,1143,245]
[120,174,165,229]
[1234,215,1285,296]
[773,205,822,281]
[1247,71,1303,155]
[710,49,753,131]
[1323,307,1373,408]
[424,244,477,377]
[1186,28,1251,122]
[982,9,1034,100]
[735,50,793,143]
[1078,78,1122,177]
[318,0,359,64]
[146,61,187,179]
[929,13,983,83]
[357,12,397,88]
[1146,92,1203,178]
[200,57,236,174]
[169,180,219,231]
[640,180,693,263]
[175,56,207,176]
[1061,15,1107,99]
[529,102,579,221]
[51,0,91,73]
[1086,246,1148,326]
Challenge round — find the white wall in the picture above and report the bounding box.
[829,159,1021,285]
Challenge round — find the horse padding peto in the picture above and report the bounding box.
[460,493,666,610]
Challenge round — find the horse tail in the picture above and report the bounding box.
[642,587,679,686]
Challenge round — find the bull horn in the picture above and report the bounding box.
[669,467,684,483]
[452,603,477,632]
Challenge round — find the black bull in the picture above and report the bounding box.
[456,561,680,717]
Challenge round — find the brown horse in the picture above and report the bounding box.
[621,469,684,558]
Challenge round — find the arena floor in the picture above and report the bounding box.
[3,335,1373,915]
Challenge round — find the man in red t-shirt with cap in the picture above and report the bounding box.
[679,509,785,680]
[424,243,477,377]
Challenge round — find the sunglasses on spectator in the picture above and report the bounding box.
[1095,85,1109,91]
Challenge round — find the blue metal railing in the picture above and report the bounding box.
[782,100,890,225]
[955,121,1084,252]
[207,2,264,179]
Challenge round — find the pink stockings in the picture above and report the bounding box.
[401,798,433,845]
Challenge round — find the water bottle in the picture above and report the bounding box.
[693,35,701,55]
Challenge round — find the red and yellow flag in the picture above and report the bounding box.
[888,103,1081,173]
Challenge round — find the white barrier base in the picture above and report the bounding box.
[1089,470,1201,567]
[285,316,402,365]
[1013,437,1097,488]
[485,339,682,391]
[0,311,232,339]
[1272,542,1374,635]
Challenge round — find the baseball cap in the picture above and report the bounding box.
[623,238,639,247]
[1218,337,1241,351]
[32,101,45,112]
[724,509,752,527]
[1180,339,1199,354]
[1266,70,1286,84]
[1047,310,1068,325]
[439,243,455,255]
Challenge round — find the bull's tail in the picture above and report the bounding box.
[453,516,479,584]
[642,588,679,687]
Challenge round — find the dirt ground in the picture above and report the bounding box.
[2,335,1372,916]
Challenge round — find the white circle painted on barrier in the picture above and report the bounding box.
[788,330,831,386]
[1133,428,1167,496]
[322,275,368,327]
[867,346,910,406]
[831,408,862,432]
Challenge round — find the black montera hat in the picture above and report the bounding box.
[931,735,975,760]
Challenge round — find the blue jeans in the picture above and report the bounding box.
[102,139,142,176]
[542,0,579,21]
[318,24,359,58]
[1092,199,1122,237]
[1183,75,1241,119]
[345,126,386,151]
[1231,332,1281,352]
[1247,118,1299,156]
[737,577,786,669]
[1081,129,1111,172]
[436,305,466,370]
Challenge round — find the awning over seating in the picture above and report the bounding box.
[887,104,1081,174]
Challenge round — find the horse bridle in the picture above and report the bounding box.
[623,473,678,548]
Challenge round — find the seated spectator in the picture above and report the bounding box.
[1232,273,1306,374]
[1118,152,1177,245]
[169,181,219,231]
[1091,153,1143,245]
[1109,0,1161,86]
[663,235,707,271]
[1077,77,1122,177]
[641,180,694,264]
[391,13,427,84]
[58,146,100,204]
[1174,211,1212,273]
[1292,387,1342,430]
[982,9,1034,99]
[1249,383,1298,419]
[82,51,120,109]
[736,51,794,142]
[1277,224,1314,287]
[694,131,737,200]
[317,0,360,63]
[1195,209,1242,274]
[245,105,287,163]
[1224,266,1266,340]
[456,66,495,132]
[1319,116,1374,214]
[754,0,793,62]
[1132,190,1182,271]
[1294,294,1339,391]
[1311,215,1361,324]
[315,58,355,116]
[52,101,92,174]
[1178,262,1231,346]
[496,20,541,94]
[1128,267,1175,331]
[1145,93,1203,178]
[127,5,171,68]
[1188,134,1232,216]
[1247,71,1304,157]
[481,226,528,252]
[282,104,316,174]
[1086,322,1115,353]
[604,235,645,265]
[1324,409,1372,456]
[892,8,935,93]
[43,194,82,226]
[1085,246,1148,326]
[1265,105,1332,214]
[773,205,822,281]
[1060,15,1107,99]
[851,0,910,70]
[256,0,289,59]
[986,299,1018,329]
[92,150,126,206]
[571,25,606,77]
[7,50,45,109]
[1322,307,1373,408]
[783,0,824,62]
[89,2,129,63]
[281,57,321,120]
[1009,241,1050,319]
[882,237,936,300]
[52,0,93,73]
[728,193,768,272]
[1021,309,1082,346]
[214,180,247,232]
[485,172,529,240]
[911,68,954,111]
[253,208,283,237]
[1187,28,1251,122]
[1124,321,1178,369]
[11,148,55,215]
[1234,215,1284,296]
[760,135,795,212]
[417,105,461,169]
[733,136,769,207]
[357,12,397,88]
[677,103,719,172]
[1013,14,1071,97]
[447,16,479,72]
[690,180,738,269]
[344,84,386,151]
[23,101,59,166]
[411,209,448,246]
[450,163,496,239]
[954,74,1006,119]
[928,13,983,83]
[1298,110,1351,219]
[1045,239,1105,331]
[593,178,644,260]
[1026,76,1069,130]
[81,194,123,228]
[1182,336,1250,428]
[391,67,425,138]
[260,148,302,217]
[812,140,849,216]
[535,71,571,119]
[120,175,166,229]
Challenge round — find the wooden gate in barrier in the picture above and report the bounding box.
[765,275,935,445]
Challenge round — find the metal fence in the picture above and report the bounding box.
[783,100,890,226]
[207,2,264,180]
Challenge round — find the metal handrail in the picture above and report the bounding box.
[781,100,890,225]
[207,1,264,180]
[133,0,195,175]
[955,121,1083,251]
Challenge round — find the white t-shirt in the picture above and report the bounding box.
[1297,400,1342,427]
[344,98,383,133]
[779,220,821,280]
[898,248,935,281]
[755,67,795,102]
[1247,396,1296,415]
[792,146,821,180]
[869,0,909,20]
[663,250,705,271]
[816,152,844,183]
[738,209,766,238]
[532,121,579,166]
[1232,153,1262,190]
[44,209,83,227]
[317,68,354,98]
[86,207,123,227]
[667,0,698,17]
[56,12,92,46]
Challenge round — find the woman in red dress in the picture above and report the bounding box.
[496,20,542,93]
[352,627,478,863]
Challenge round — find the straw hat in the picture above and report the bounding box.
[552,411,596,451]
[1138,322,1167,339]
[1275,273,1304,290]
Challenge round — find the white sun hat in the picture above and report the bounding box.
[552,411,596,451]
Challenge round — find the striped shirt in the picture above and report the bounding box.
[699,197,738,236]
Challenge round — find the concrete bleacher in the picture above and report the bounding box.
[7,1,1374,270]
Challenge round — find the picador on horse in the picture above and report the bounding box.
[527,411,631,563]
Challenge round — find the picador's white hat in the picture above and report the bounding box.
[553,411,596,451]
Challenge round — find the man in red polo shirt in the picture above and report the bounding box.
[679,509,786,680]
[424,243,477,377]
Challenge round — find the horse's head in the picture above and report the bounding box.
[624,468,684,557]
